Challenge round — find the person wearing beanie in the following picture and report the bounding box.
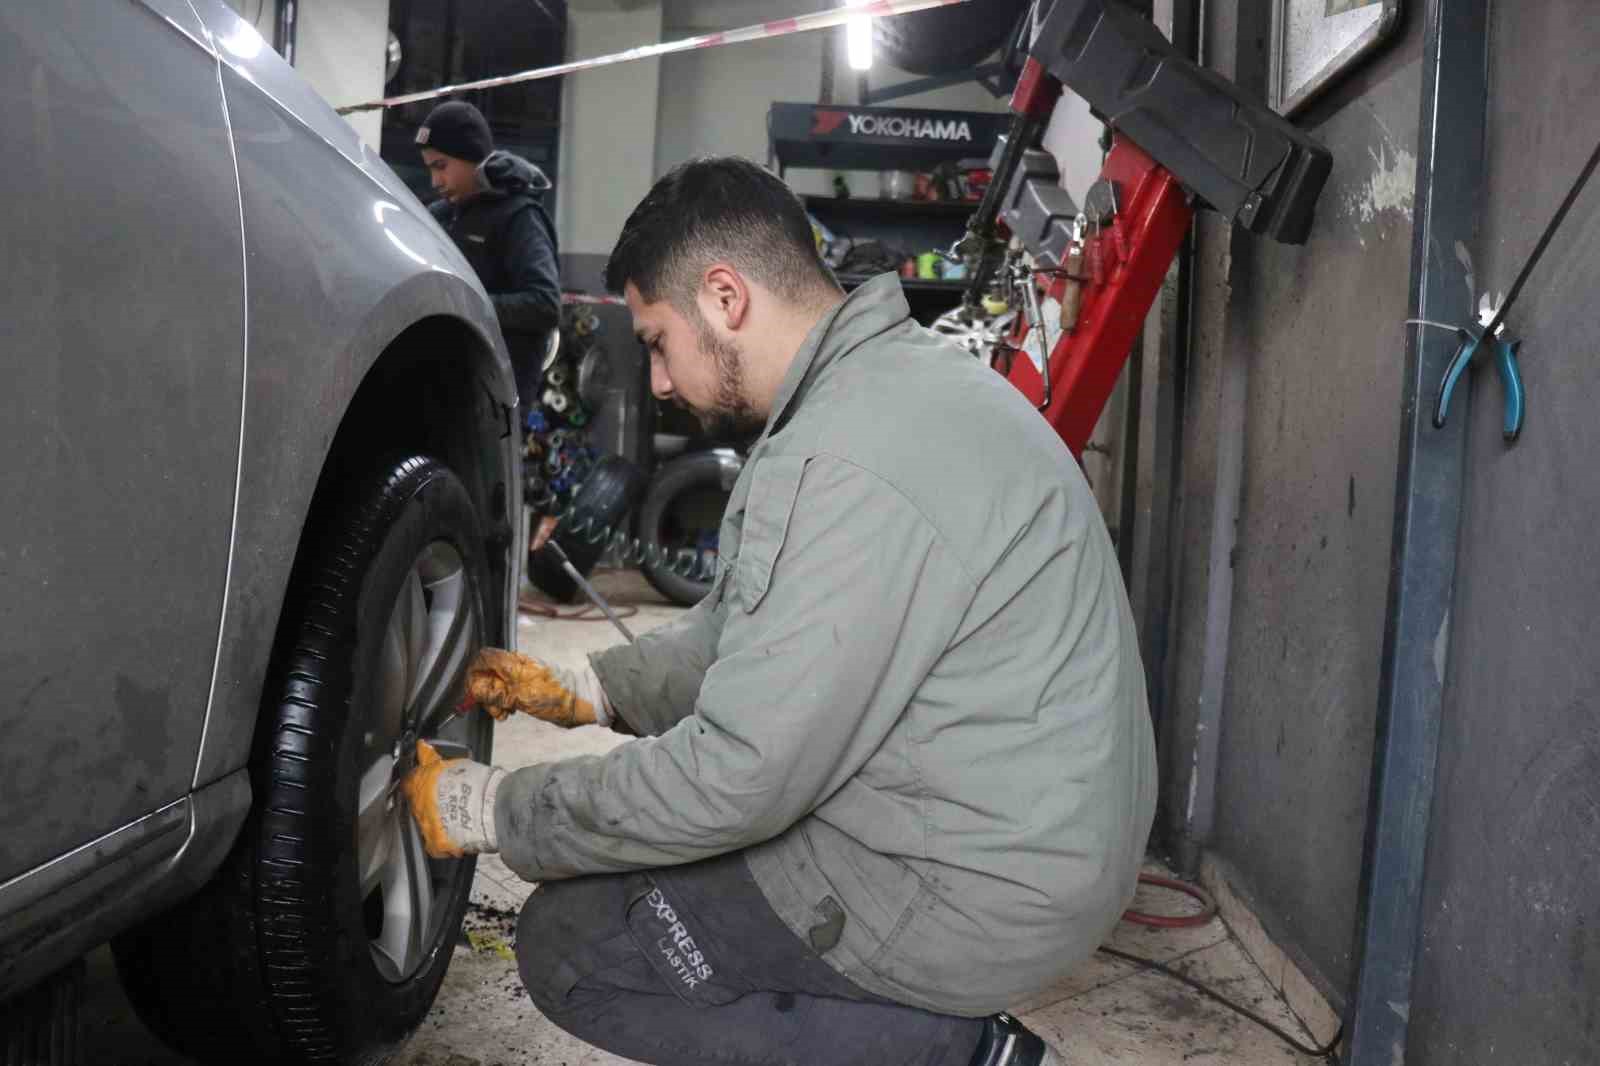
[417,100,560,416]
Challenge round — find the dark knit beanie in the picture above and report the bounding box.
[415,101,493,163]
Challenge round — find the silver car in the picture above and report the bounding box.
[0,2,520,1062]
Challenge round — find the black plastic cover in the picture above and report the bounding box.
[992,138,1081,268]
[1032,0,1332,244]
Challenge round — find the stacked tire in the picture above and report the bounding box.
[636,450,740,608]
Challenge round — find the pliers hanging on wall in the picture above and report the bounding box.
[1432,293,1526,443]
[1431,134,1600,445]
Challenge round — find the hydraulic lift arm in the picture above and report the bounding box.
[962,0,1333,458]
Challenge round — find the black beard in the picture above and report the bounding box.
[686,320,765,439]
[692,404,765,440]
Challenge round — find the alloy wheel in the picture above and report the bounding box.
[353,540,486,983]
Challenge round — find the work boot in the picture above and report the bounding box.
[967,1013,1063,1065]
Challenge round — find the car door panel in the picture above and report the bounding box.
[0,0,244,881]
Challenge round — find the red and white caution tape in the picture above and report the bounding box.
[337,0,971,114]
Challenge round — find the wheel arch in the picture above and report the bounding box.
[194,291,520,792]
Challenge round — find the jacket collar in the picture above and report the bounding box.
[762,273,911,438]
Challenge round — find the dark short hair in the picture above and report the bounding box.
[604,156,840,309]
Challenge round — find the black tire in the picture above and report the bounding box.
[636,450,737,608]
[0,961,83,1066]
[112,456,494,1065]
[873,0,1031,75]
[528,454,646,603]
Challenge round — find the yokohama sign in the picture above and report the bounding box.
[812,109,975,143]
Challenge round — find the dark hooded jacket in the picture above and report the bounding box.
[429,151,560,401]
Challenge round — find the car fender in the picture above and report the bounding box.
[184,3,518,789]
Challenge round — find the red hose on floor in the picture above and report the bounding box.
[518,570,641,623]
[1122,874,1217,928]
[518,597,641,623]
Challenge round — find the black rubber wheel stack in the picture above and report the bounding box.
[873,0,1031,75]
[636,451,736,608]
[0,961,83,1066]
[528,454,646,603]
[112,456,493,1066]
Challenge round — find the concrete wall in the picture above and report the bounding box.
[1208,25,1421,994]
[654,11,831,194]
[1406,2,1600,1060]
[1158,1,1600,1058]
[295,0,390,145]
[1157,0,1422,1004]
[224,0,389,147]
[557,1,665,256]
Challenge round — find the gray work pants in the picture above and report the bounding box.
[515,851,985,1066]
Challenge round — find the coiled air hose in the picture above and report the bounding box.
[527,455,719,585]
[541,499,720,583]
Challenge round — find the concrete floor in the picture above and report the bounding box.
[81,570,1327,1065]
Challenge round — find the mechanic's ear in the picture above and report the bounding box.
[700,264,749,332]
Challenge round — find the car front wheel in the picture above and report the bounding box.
[114,455,494,1065]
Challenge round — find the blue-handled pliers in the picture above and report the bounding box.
[1432,293,1526,443]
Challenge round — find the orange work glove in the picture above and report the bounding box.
[462,648,612,728]
[399,740,505,859]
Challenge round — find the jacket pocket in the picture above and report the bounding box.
[734,456,807,613]
[864,882,933,972]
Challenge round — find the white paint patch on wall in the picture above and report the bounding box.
[1344,138,1416,246]
[1432,608,1450,686]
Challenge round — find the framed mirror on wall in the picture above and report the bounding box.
[1270,0,1402,115]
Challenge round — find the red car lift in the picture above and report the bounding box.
[958,0,1331,459]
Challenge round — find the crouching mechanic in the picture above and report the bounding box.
[402,156,1157,1066]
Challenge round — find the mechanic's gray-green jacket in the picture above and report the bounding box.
[495,273,1156,1016]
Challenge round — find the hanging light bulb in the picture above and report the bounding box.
[845,0,874,72]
